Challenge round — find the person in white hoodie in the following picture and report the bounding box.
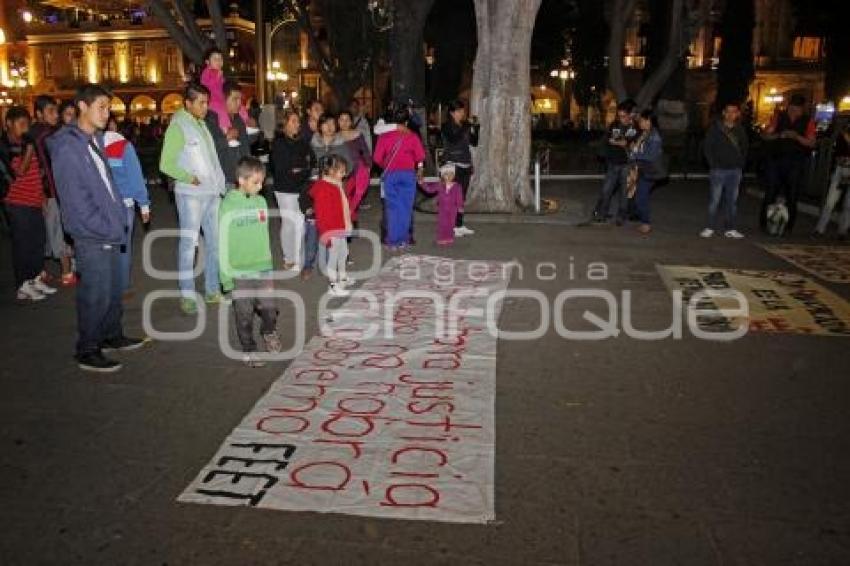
[159,82,227,314]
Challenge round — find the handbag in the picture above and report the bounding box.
[379,137,405,199]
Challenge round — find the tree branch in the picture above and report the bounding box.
[205,0,228,53]
[174,0,210,53]
[145,0,204,65]
[607,0,638,102]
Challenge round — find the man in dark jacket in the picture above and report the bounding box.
[701,101,749,239]
[48,84,148,373]
[205,80,251,189]
[760,94,817,234]
[591,99,638,224]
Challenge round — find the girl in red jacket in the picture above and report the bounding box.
[309,155,353,297]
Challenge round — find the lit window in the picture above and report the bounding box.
[793,37,821,60]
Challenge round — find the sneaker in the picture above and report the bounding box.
[33,275,57,295]
[453,227,465,238]
[283,262,300,273]
[458,226,475,235]
[61,273,79,287]
[243,353,267,368]
[300,268,314,281]
[16,280,46,302]
[339,275,355,286]
[101,335,150,352]
[263,332,282,354]
[637,224,652,236]
[699,228,714,238]
[180,298,198,315]
[328,283,351,297]
[724,230,745,239]
[77,351,123,373]
[205,293,223,304]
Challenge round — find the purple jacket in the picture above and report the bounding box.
[47,125,127,245]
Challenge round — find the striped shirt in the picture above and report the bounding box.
[4,150,45,208]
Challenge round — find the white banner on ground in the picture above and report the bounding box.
[179,255,511,523]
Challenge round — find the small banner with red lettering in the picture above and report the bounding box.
[178,255,511,523]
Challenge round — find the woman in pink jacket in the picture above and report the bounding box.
[373,107,425,250]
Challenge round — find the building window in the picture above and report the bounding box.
[100,50,116,81]
[793,37,822,60]
[166,48,179,74]
[132,50,145,79]
[71,51,84,80]
[43,52,53,78]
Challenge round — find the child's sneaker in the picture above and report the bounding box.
[699,228,714,238]
[328,283,351,297]
[180,298,198,315]
[263,332,282,354]
[457,226,475,236]
[243,353,267,368]
[724,230,745,239]
[16,280,46,302]
[453,227,465,238]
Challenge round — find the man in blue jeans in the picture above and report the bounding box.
[592,99,638,225]
[701,101,749,239]
[160,83,227,314]
[48,84,149,373]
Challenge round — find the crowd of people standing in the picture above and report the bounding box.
[5,43,848,373]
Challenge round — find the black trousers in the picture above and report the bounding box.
[232,277,278,352]
[454,166,472,227]
[7,204,46,288]
[75,241,124,356]
[761,157,807,234]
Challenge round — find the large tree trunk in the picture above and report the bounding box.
[390,0,436,105]
[206,0,229,53]
[715,0,755,107]
[467,0,542,213]
[606,0,639,102]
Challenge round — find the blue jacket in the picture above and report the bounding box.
[103,131,150,210]
[631,128,663,164]
[47,125,127,245]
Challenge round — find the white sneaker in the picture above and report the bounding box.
[328,283,351,298]
[458,226,475,236]
[33,275,57,295]
[453,227,465,238]
[699,228,714,238]
[17,280,46,302]
[724,230,745,239]
[339,275,355,286]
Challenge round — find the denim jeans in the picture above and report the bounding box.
[118,206,135,292]
[815,166,850,235]
[708,168,743,231]
[593,163,629,220]
[635,175,654,225]
[176,193,220,298]
[75,240,124,356]
[303,218,320,270]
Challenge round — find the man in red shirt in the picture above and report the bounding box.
[761,94,817,234]
[2,106,57,301]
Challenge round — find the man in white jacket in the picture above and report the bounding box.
[160,82,227,314]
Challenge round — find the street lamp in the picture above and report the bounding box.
[549,66,576,121]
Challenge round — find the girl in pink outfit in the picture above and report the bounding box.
[419,164,464,245]
[200,48,250,135]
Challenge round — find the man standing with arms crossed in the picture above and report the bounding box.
[48,84,148,373]
[160,83,227,314]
